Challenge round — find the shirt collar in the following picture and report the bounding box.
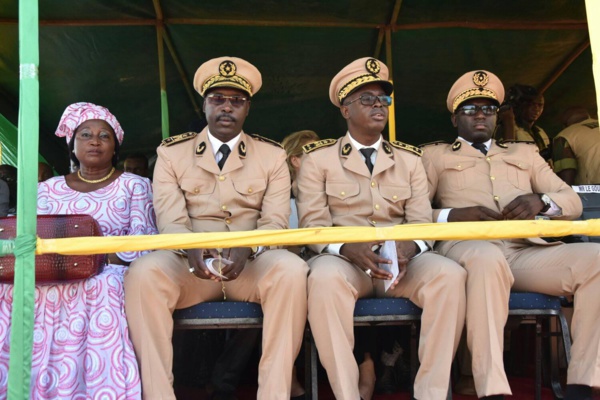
[207,130,241,156]
[457,136,492,151]
[347,132,382,152]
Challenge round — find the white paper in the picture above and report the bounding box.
[205,258,233,279]
[379,240,399,292]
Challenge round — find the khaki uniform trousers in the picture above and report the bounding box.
[436,240,600,397]
[307,252,466,400]
[124,249,309,400]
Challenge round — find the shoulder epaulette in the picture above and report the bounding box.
[498,140,536,145]
[389,141,423,156]
[248,133,283,148]
[418,140,449,148]
[160,132,197,147]
[303,139,337,154]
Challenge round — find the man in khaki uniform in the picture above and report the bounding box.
[422,70,600,400]
[553,106,600,185]
[124,57,309,400]
[297,57,467,400]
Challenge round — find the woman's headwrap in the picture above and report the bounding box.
[55,102,124,144]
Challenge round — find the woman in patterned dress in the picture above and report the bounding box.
[0,102,157,399]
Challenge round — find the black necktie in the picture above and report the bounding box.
[359,148,375,174]
[217,144,231,170]
[472,142,488,155]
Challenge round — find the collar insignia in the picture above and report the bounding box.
[382,142,392,155]
[452,141,462,151]
[238,141,247,158]
[196,141,206,155]
[341,143,352,156]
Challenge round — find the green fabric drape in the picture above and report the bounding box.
[7,0,39,398]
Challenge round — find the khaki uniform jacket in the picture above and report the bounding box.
[554,118,600,185]
[297,133,432,254]
[153,127,291,235]
[421,140,582,245]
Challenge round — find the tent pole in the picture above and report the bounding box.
[538,38,590,95]
[385,28,396,142]
[586,0,600,115]
[8,0,39,398]
[153,0,170,138]
[162,32,203,119]
[156,23,170,139]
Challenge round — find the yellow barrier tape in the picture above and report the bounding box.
[36,219,600,256]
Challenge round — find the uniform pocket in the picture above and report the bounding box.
[181,178,215,214]
[325,181,360,215]
[442,159,476,190]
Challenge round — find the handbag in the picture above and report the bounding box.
[0,214,106,283]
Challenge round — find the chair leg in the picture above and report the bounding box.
[310,332,318,400]
[536,317,542,400]
[548,312,572,400]
[410,322,419,398]
[304,329,313,400]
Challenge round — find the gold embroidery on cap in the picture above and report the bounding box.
[338,75,383,104]
[472,71,489,87]
[365,59,380,74]
[452,88,498,113]
[219,61,237,77]
[201,75,252,97]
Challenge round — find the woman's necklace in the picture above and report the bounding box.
[77,167,116,184]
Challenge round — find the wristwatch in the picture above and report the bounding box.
[539,194,552,213]
[248,246,260,260]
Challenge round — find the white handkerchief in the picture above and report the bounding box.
[379,240,399,292]
[205,258,233,279]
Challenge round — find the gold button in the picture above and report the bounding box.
[457,164,462,169]
[486,157,491,161]
[248,188,253,193]
[218,176,225,181]
[225,218,231,224]
[490,176,495,180]
[340,191,345,196]
[518,163,522,167]
[392,195,398,200]
[374,204,380,210]
[371,181,376,187]
[494,195,499,201]
[221,205,227,211]
[194,188,200,194]
[371,220,377,225]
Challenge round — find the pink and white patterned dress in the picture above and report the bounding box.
[0,173,157,399]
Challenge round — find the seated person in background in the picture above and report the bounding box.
[125,56,309,400]
[38,161,53,182]
[0,164,17,214]
[0,102,158,398]
[282,129,320,229]
[553,106,600,185]
[421,70,600,400]
[124,152,150,178]
[497,84,552,162]
[297,57,466,400]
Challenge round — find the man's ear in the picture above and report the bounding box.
[340,105,350,120]
[450,114,458,128]
[245,100,251,117]
[202,100,206,114]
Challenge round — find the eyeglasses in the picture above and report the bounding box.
[345,94,392,107]
[206,94,249,107]
[456,105,498,116]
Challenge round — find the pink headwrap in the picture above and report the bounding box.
[55,102,124,144]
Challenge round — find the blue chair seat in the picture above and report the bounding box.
[173,301,263,329]
[354,298,422,317]
[508,292,562,311]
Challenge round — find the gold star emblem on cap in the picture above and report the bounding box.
[219,61,237,77]
[472,71,489,87]
[365,58,381,74]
